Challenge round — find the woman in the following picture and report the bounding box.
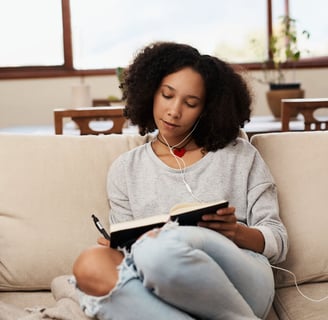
[73,42,288,320]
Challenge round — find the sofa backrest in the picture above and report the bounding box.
[251,131,328,288]
[0,133,150,291]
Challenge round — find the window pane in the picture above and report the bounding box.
[0,0,63,67]
[290,0,328,58]
[272,0,328,59]
[70,0,266,69]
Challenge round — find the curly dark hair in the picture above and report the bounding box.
[123,42,252,151]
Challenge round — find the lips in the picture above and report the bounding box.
[162,119,179,128]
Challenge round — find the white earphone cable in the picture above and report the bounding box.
[160,120,203,202]
[270,265,328,303]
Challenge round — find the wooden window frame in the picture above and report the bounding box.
[1,0,327,80]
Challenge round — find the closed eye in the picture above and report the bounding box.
[185,101,197,108]
[185,98,200,108]
[162,92,173,99]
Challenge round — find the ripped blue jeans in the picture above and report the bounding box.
[72,224,274,320]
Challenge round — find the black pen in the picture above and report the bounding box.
[92,214,111,240]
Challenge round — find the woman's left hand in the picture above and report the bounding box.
[198,206,239,242]
[198,206,265,253]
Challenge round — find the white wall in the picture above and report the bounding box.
[0,76,122,127]
[248,68,328,116]
[0,68,327,128]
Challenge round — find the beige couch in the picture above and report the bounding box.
[0,132,327,319]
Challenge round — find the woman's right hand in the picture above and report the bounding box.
[97,237,110,247]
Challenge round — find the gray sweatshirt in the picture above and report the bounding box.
[107,137,288,264]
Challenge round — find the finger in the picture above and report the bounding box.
[198,221,236,232]
[216,206,236,216]
[97,237,110,246]
[202,212,236,223]
[201,213,223,221]
[198,221,224,230]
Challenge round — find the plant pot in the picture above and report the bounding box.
[266,85,304,118]
[269,82,301,90]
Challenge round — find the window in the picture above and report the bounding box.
[289,0,328,58]
[272,0,328,59]
[1,0,327,79]
[69,0,266,69]
[0,0,63,67]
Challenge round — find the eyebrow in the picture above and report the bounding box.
[161,84,202,101]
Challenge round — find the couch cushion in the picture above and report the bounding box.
[274,282,328,320]
[0,291,55,308]
[0,133,150,291]
[251,132,328,288]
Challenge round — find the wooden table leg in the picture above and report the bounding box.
[54,111,63,134]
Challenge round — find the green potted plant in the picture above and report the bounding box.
[252,15,310,117]
[106,67,126,104]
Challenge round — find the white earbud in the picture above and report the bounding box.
[184,181,192,193]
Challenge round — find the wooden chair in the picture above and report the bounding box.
[281,98,328,131]
[54,106,126,135]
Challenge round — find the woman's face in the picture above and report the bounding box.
[153,67,205,143]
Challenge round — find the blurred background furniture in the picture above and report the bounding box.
[92,99,112,106]
[54,106,126,135]
[281,98,328,131]
[92,98,124,106]
[244,115,304,138]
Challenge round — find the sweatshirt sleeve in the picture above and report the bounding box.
[246,152,288,264]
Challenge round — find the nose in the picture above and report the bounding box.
[167,99,182,119]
